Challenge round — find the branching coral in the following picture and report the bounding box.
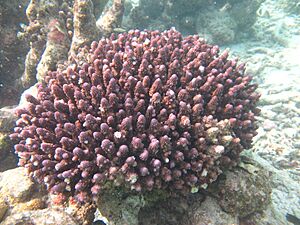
[10,29,260,202]
[19,0,125,89]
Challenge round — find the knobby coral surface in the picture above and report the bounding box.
[20,0,124,90]
[10,29,260,202]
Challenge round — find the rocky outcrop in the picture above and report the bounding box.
[95,157,272,225]
[0,107,18,172]
[0,167,95,224]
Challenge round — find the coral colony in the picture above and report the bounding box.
[10,29,260,202]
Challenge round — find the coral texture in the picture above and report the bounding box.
[10,29,260,202]
[19,0,124,90]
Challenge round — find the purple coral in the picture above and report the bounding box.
[10,29,260,202]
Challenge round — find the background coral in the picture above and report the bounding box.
[10,28,260,203]
[125,0,263,44]
[18,0,124,91]
[0,0,29,107]
[196,10,237,45]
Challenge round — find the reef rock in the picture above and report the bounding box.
[0,198,8,221]
[241,150,300,225]
[0,167,37,204]
[186,196,238,225]
[0,107,18,171]
[0,167,95,224]
[196,10,236,45]
[215,157,272,218]
[1,208,79,225]
[97,189,146,225]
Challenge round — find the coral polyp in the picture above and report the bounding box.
[10,29,260,202]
